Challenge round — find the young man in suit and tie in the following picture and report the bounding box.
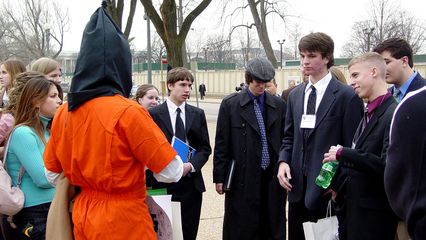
[149,67,212,240]
[323,52,398,239]
[213,57,287,240]
[277,32,364,240]
[373,37,426,102]
[373,37,426,239]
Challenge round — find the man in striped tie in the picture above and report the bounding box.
[214,57,287,240]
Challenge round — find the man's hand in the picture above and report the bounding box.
[277,162,292,191]
[215,183,224,195]
[323,145,342,163]
[182,163,192,176]
[323,188,337,202]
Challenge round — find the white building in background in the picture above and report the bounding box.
[57,51,79,82]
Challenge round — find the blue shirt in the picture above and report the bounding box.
[6,115,55,208]
[394,71,418,101]
[247,89,266,114]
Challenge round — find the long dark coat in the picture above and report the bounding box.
[213,89,287,240]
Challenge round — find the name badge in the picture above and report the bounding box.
[300,114,316,129]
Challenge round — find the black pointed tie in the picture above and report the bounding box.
[175,108,186,142]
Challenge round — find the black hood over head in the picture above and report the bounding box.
[68,3,132,111]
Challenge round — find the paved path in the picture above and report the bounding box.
[196,122,224,240]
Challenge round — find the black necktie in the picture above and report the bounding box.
[175,108,186,142]
[307,86,317,114]
[303,86,316,141]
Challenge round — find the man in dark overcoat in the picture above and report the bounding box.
[213,57,287,240]
[385,86,426,240]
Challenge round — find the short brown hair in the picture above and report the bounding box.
[298,32,334,69]
[373,38,414,68]
[167,67,194,92]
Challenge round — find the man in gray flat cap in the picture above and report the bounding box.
[213,57,287,239]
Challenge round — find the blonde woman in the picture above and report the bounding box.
[31,57,62,84]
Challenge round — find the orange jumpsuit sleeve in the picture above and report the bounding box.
[120,105,176,173]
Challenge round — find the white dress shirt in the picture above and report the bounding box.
[303,72,332,114]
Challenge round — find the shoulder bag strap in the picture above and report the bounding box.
[3,124,26,188]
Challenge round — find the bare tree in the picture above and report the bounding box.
[151,34,167,63]
[287,23,303,60]
[105,0,137,39]
[223,0,292,68]
[0,0,70,60]
[205,34,232,63]
[341,0,426,57]
[140,0,212,67]
[186,33,204,62]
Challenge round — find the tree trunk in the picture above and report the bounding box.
[247,0,278,68]
[141,0,212,67]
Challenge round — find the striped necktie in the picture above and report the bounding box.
[253,98,270,170]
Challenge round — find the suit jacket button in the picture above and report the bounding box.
[242,123,245,127]
[242,148,246,152]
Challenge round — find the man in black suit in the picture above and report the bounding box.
[213,57,287,240]
[373,37,426,102]
[385,86,426,240]
[277,32,364,240]
[323,52,398,239]
[149,67,211,240]
[373,37,426,239]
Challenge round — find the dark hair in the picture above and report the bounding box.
[373,38,414,68]
[298,32,334,69]
[245,71,254,85]
[135,84,159,101]
[167,67,194,92]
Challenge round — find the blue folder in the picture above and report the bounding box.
[171,136,196,163]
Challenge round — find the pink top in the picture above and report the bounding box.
[0,113,15,145]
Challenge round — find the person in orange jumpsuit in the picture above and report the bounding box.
[43,2,183,239]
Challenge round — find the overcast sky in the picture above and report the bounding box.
[60,0,426,57]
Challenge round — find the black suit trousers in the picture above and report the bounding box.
[168,176,202,240]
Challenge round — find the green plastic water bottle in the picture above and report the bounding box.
[315,161,339,189]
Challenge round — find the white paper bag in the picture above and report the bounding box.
[303,201,339,240]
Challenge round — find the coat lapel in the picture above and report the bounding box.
[265,94,278,130]
[313,79,338,131]
[293,84,306,137]
[158,102,173,138]
[185,104,194,135]
[355,97,394,147]
[240,90,260,136]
